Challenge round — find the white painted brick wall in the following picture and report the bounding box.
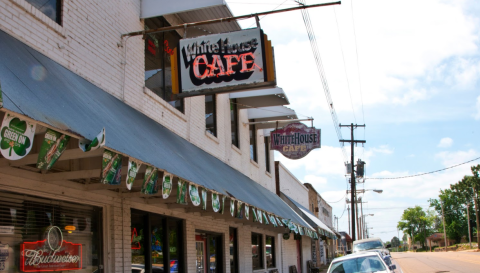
[278,162,309,208]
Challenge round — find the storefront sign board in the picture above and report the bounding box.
[178,28,275,96]
[20,239,82,272]
[270,122,321,160]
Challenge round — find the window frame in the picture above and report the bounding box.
[205,94,217,137]
[230,99,239,148]
[264,136,270,172]
[26,0,62,25]
[229,227,239,273]
[251,232,264,270]
[249,120,257,162]
[266,235,276,268]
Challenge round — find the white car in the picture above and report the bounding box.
[326,252,399,273]
[352,238,390,257]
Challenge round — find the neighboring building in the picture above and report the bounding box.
[0,1,322,273]
[337,232,353,254]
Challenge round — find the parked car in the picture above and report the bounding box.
[326,252,398,273]
[352,238,391,256]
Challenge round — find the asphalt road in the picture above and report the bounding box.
[391,251,480,273]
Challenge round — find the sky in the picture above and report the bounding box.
[226,0,480,242]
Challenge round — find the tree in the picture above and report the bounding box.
[397,206,434,249]
[470,165,480,250]
[429,188,467,243]
[391,236,400,247]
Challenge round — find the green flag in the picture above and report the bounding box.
[252,207,258,222]
[230,199,235,217]
[236,201,243,219]
[258,209,263,224]
[126,160,141,190]
[0,113,36,160]
[189,184,201,206]
[269,215,277,227]
[276,217,283,227]
[220,196,226,214]
[244,204,250,220]
[177,179,188,204]
[101,150,122,185]
[201,188,207,210]
[212,193,220,212]
[141,166,159,194]
[162,173,173,199]
[262,212,269,225]
[37,129,70,170]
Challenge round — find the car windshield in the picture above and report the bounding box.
[353,241,384,252]
[329,256,387,273]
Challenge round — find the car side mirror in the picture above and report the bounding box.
[389,264,396,270]
[386,244,392,248]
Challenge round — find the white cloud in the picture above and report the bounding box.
[475,96,480,120]
[437,137,453,148]
[304,174,327,186]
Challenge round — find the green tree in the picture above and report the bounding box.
[429,188,466,243]
[391,236,400,247]
[470,165,480,249]
[397,206,434,249]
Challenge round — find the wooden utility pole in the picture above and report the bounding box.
[440,199,448,251]
[347,205,350,235]
[467,203,472,249]
[340,124,366,241]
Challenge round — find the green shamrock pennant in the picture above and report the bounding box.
[0,114,36,160]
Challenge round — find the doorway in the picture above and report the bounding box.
[196,232,223,273]
[296,239,302,273]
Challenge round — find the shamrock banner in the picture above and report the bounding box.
[252,207,259,222]
[281,219,289,227]
[212,193,220,212]
[244,204,250,220]
[269,215,277,227]
[220,196,226,214]
[201,188,207,210]
[101,150,122,185]
[236,201,243,219]
[177,179,188,204]
[37,129,70,170]
[0,113,36,160]
[162,173,173,199]
[126,160,141,190]
[257,209,263,224]
[262,211,269,225]
[299,226,305,236]
[189,184,201,206]
[79,128,105,152]
[293,224,299,234]
[230,199,235,217]
[141,166,159,194]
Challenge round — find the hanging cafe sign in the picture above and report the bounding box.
[177,28,276,97]
[270,122,321,160]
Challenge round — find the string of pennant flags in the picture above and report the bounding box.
[0,106,337,239]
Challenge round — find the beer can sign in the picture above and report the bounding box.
[37,129,71,170]
[212,193,220,212]
[236,201,243,219]
[269,215,278,227]
[141,166,158,194]
[0,113,36,160]
[101,150,122,185]
[79,128,105,152]
[126,160,141,190]
[220,195,226,214]
[270,122,320,160]
[252,207,258,222]
[162,173,173,199]
[244,204,250,220]
[262,211,269,225]
[176,179,188,204]
[189,184,201,206]
[230,200,235,217]
[201,188,207,210]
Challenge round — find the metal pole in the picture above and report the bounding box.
[467,203,472,249]
[121,1,341,38]
[351,124,356,241]
[440,200,448,251]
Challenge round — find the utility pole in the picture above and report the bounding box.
[340,123,366,241]
[467,203,472,249]
[440,199,447,251]
[360,196,364,239]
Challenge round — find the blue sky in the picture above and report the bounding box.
[227,0,480,242]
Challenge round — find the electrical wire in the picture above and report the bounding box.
[366,156,480,180]
[324,193,347,203]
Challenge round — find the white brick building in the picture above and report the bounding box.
[0,1,330,273]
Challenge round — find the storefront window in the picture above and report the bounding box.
[251,233,263,270]
[266,236,275,268]
[195,232,222,273]
[229,228,238,273]
[0,191,102,273]
[144,17,184,113]
[205,95,217,137]
[249,120,257,162]
[230,99,239,148]
[131,210,183,273]
[26,0,62,25]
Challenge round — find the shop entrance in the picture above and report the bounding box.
[195,231,223,273]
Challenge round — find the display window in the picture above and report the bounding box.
[130,210,183,273]
[0,191,103,273]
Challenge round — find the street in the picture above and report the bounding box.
[392,252,480,273]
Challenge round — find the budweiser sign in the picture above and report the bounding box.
[270,123,321,159]
[20,226,82,272]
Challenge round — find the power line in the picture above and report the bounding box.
[366,156,480,180]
